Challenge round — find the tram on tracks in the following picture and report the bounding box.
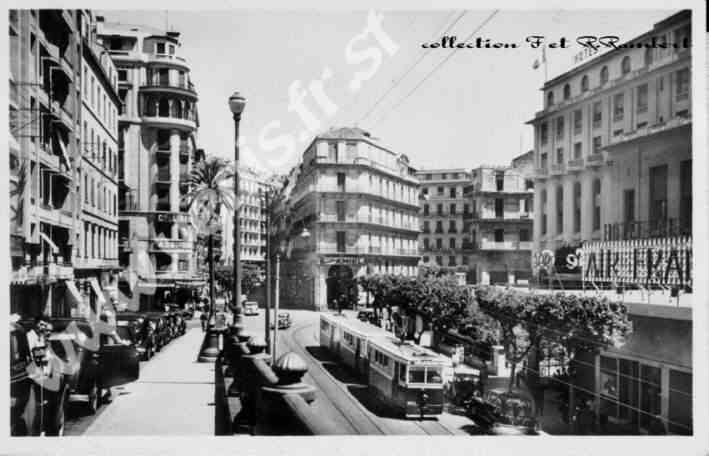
[319,313,451,417]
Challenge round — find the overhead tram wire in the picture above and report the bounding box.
[338,10,461,127]
[356,10,468,125]
[369,9,500,127]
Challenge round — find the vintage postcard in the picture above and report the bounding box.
[3,1,707,455]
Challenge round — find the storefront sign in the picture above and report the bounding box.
[580,237,692,287]
[321,256,365,266]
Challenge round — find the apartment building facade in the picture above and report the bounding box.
[74,10,121,313]
[416,169,473,273]
[527,11,692,434]
[97,19,204,310]
[221,167,271,267]
[465,156,534,285]
[275,127,420,311]
[9,9,82,318]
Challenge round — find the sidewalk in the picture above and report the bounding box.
[82,327,216,435]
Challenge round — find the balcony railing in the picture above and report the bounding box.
[603,218,691,241]
[318,246,419,256]
[550,163,566,175]
[567,158,584,171]
[316,214,419,231]
[586,153,604,167]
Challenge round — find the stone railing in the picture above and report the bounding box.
[218,331,342,435]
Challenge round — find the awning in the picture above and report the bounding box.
[89,277,106,307]
[39,232,59,254]
[55,133,71,170]
[65,280,83,307]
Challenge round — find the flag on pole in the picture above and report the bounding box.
[532,47,546,69]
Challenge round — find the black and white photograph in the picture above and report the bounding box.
[4,1,708,454]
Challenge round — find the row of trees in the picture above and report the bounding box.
[358,271,633,418]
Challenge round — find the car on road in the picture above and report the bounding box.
[464,387,540,435]
[46,318,140,416]
[356,308,375,323]
[271,312,292,330]
[243,301,259,316]
[115,312,156,360]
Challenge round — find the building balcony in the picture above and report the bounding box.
[478,240,529,251]
[549,163,566,176]
[603,218,691,242]
[567,158,584,172]
[73,257,120,270]
[585,153,604,168]
[534,167,549,179]
[141,114,197,131]
[318,246,420,257]
[146,53,190,68]
[316,214,420,232]
[139,81,197,100]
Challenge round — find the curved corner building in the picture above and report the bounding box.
[96,18,203,311]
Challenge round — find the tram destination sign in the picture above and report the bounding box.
[321,255,365,266]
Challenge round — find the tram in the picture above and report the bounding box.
[319,313,450,417]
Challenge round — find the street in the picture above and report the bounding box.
[62,309,480,436]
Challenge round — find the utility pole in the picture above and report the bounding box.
[273,253,280,359]
[264,189,271,353]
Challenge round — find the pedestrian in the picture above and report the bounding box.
[576,399,595,435]
[200,311,208,332]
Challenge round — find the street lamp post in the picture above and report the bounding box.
[228,92,246,325]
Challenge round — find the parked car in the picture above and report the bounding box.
[115,313,156,360]
[271,312,292,330]
[464,387,539,435]
[45,318,140,415]
[243,301,259,316]
[10,322,34,435]
[143,313,172,351]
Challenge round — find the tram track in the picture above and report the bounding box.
[280,321,388,435]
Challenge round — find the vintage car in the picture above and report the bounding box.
[356,308,375,323]
[243,301,259,316]
[464,387,540,435]
[143,313,172,349]
[10,321,35,435]
[46,318,140,415]
[271,312,292,330]
[116,312,156,360]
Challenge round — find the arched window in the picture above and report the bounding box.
[644,47,653,66]
[158,98,169,117]
[580,75,589,92]
[102,142,106,169]
[600,66,609,85]
[563,83,571,100]
[546,91,554,107]
[621,56,631,75]
[592,178,602,231]
[90,129,95,158]
[184,101,191,120]
[83,122,88,153]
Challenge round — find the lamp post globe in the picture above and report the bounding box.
[228,92,246,116]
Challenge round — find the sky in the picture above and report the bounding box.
[99,9,674,175]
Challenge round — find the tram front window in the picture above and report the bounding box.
[409,368,426,383]
[426,368,442,384]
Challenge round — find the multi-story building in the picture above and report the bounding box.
[9,9,82,318]
[464,155,534,285]
[527,10,692,434]
[73,10,121,312]
[416,169,472,272]
[275,127,420,311]
[97,19,204,310]
[221,167,271,267]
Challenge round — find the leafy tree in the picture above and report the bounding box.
[182,157,234,322]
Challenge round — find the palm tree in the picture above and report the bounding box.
[182,157,234,325]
